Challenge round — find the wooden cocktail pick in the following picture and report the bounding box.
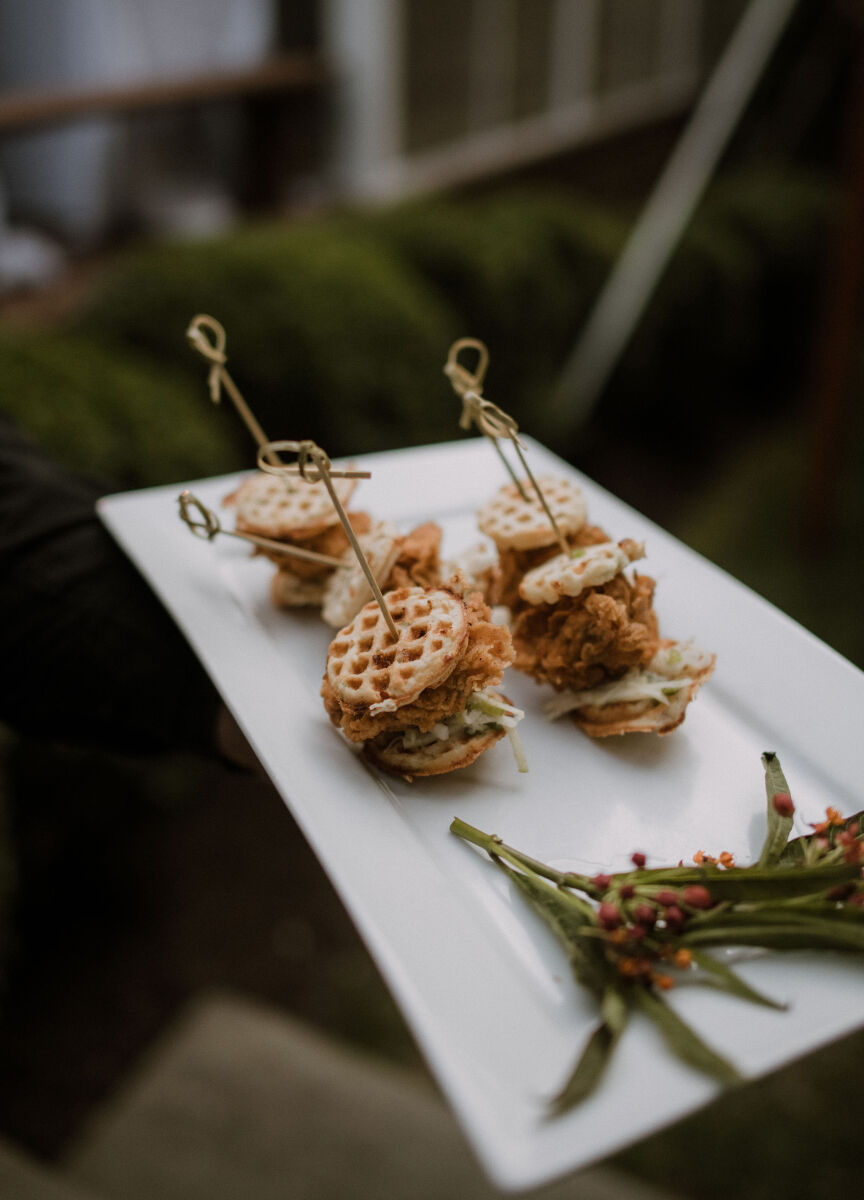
[444,337,570,555]
[257,439,399,639]
[177,489,349,569]
[186,314,282,467]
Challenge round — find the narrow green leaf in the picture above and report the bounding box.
[601,985,630,1034]
[759,752,794,866]
[630,861,857,900]
[633,987,741,1085]
[734,902,864,925]
[495,860,608,995]
[549,989,630,1115]
[496,857,596,933]
[679,862,860,904]
[687,948,786,1010]
[683,919,864,953]
[549,1022,617,1114]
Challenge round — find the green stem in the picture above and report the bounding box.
[682,921,864,953]
[450,818,598,894]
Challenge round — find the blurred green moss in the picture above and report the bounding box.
[351,191,626,426]
[79,225,460,456]
[75,171,835,466]
[0,329,244,489]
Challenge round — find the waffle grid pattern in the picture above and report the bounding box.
[477,476,587,550]
[326,587,468,710]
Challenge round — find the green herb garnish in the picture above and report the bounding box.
[451,753,863,1113]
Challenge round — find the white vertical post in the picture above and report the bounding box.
[547,0,800,435]
[323,0,404,198]
[549,0,601,112]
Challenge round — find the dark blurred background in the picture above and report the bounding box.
[1,2,863,1198]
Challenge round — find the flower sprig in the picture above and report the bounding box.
[450,752,864,1113]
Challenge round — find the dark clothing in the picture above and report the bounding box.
[0,413,221,755]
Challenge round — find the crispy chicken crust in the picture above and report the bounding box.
[385,522,442,591]
[490,523,611,610]
[322,592,513,742]
[512,573,659,691]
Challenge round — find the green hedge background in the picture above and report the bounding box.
[36,167,830,473]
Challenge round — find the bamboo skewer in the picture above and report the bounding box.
[444,338,570,556]
[257,439,399,639]
[186,314,282,467]
[177,489,349,568]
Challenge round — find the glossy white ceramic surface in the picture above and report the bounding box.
[99,438,864,1191]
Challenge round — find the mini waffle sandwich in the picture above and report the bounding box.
[321,585,523,779]
[543,640,716,737]
[477,476,609,611]
[321,521,444,629]
[512,535,714,737]
[225,470,369,609]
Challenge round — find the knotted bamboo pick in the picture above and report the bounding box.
[186,314,282,467]
[443,337,527,498]
[444,337,570,556]
[257,439,400,640]
[177,489,349,569]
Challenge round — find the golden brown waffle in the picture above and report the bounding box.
[326,587,469,714]
[363,711,507,779]
[321,520,401,629]
[477,476,587,550]
[232,470,357,540]
[519,540,644,606]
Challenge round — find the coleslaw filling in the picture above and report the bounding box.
[543,641,711,722]
[397,691,529,772]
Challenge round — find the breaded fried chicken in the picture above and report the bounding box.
[491,523,611,611]
[385,522,442,591]
[322,591,513,741]
[512,573,658,691]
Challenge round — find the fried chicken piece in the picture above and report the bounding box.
[261,511,373,578]
[490,523,611,610]
[385,522,442,591]
[512,573,659,691]
[322,591,513,742]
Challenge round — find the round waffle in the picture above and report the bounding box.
[321,520,401,629]
[477,476,587,550]
[270,570,326,609]
[232,470,357,540]
[326,587,469,713]
[363,713,506,779]
[573,691,693,737]
[519,540,644,606]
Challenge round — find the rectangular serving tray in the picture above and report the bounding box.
[99,437,864,1191]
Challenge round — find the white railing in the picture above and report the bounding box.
[325,0,712,201]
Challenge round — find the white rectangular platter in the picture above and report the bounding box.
[99,437,864,1192]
